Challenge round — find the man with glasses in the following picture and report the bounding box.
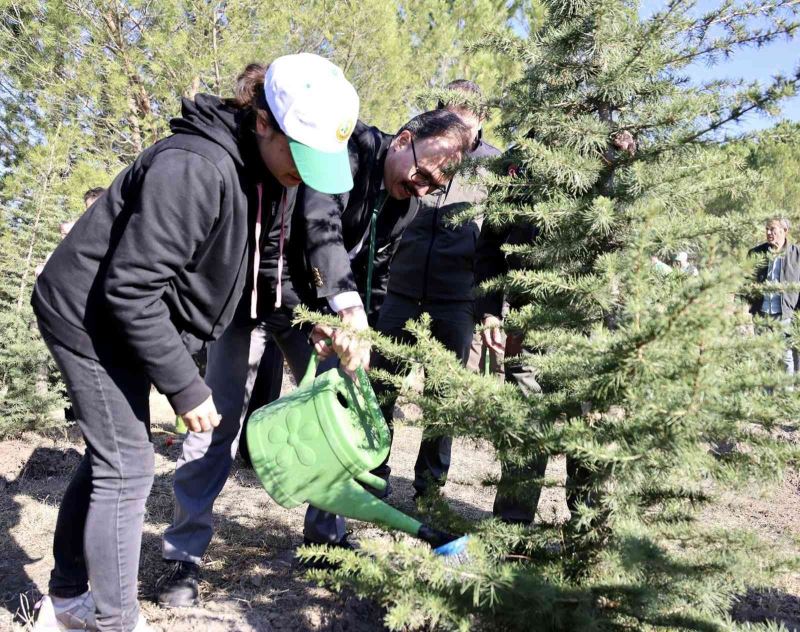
[367,80,501,501]
[289,108,472,550]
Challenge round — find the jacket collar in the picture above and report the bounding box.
[372,132,393,192]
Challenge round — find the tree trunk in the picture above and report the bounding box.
[16,128,60,311]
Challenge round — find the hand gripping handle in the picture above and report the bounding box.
[301,339,390,447]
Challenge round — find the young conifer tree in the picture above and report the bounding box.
[302,1,800,629]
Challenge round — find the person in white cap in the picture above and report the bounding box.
[30,53,359,632]
[155,53,365,608]
[673,251,698,275]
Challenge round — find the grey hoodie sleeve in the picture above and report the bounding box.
[103,149,223,414]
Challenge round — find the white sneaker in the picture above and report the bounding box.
[32,592,97,631]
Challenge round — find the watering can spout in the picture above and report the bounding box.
[308,478,422,537]
[247,351,467,549]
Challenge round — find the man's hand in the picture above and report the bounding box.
[310,324,336,360]
[181,395,221,433]
[612,130,636,156]
[481,315,505,354]
[333,305,371,374]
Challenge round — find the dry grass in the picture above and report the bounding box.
[0,391,799,630]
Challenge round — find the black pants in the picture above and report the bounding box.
[372,292,475,494]
[492,361,594,524]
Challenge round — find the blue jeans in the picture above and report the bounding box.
[40,324,154,632]
[163,306,312,563]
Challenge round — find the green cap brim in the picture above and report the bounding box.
[288,139,353,195]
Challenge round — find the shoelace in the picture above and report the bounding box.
[157,562,191,588]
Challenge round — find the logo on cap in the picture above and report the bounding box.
[336,119,355,143]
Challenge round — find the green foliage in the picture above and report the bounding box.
[0,306,64,438]
[741,122,800,226]
[301,1,800,630]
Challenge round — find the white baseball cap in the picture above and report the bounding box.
[264,53,359,194]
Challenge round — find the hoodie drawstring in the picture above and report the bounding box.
[274,189,287,309]
[252,184,287,318]
[251,183,263,319]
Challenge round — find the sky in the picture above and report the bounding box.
[681,36,800,133]
[641,0,800,133]
[511,1,800,134]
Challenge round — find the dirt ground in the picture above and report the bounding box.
[1,388,799,631]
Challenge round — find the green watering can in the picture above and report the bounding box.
[246,351,457,549]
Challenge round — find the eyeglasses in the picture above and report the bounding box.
[409,137,449,196]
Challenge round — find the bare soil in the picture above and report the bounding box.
[1,393,799,631]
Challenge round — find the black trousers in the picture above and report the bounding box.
[492,361,595,524]
[372,292,475,494]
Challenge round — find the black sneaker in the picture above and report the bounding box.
[155,560,200,608]
[299,536,357,571]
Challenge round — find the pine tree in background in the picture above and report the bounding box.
[735,121,800,225]
[303,1,800,630]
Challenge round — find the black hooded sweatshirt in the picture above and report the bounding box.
[32,94,277,414]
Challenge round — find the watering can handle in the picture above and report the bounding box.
[299,350,320,389]
[299,336,331,389]
[301,340,388,438]
[354,365,388,438]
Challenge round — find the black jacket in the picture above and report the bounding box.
[289,120,417,317]
[387,139,500,303]
[747,241,800,319]
[473,150,541,319]
[32,94,278,414]
[474,220,539,319]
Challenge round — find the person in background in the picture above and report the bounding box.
[673,251,698,275]
[369,79,501,501]
[157,107,471,599]
[748,217,800,377]
[35,187,106,279]
[32,53,359,632]
[650,255,672,275]
[477,131,637,526]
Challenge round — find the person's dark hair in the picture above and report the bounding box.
[437,79,482,109]
[226,63,280,132]
[397,110,472,155]
[83,187,105,206]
